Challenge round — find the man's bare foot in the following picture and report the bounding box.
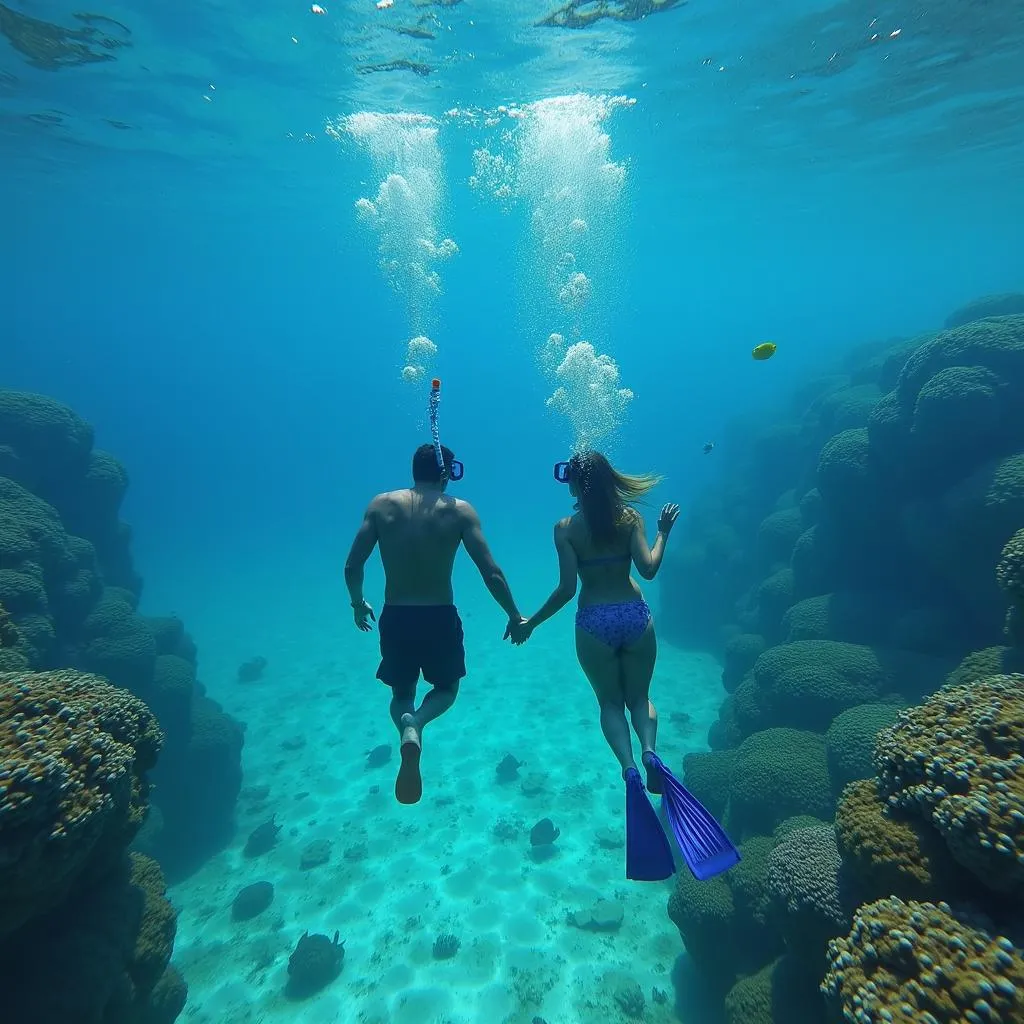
[396,713,423,805]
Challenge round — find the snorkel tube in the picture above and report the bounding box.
[429,378,445,478]
[427,378,463,482]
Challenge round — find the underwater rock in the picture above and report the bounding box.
[496,752,524,782]
[570,898,624,932]
[286,930,345,997]
[232,881,274,921]
[529,818,560,846]
[520,771,546,796]
[299,839,332,871]
[364,743,391,768]
[237,656,267,683]
[244,816,281,857]
[595,826,623,850]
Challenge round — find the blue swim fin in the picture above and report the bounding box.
[644,753,740,881]
[624,767,676,882]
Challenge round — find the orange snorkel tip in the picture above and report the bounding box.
[431,378,441,390]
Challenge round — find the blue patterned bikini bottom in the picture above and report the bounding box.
[575,599,652,648]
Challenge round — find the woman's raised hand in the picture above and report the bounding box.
[657,503,680,534]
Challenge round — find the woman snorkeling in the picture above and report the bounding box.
[509,450,679,791]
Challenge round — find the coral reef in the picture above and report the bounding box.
[0,669,184,1023]
[822,897,1024,1023]
[764,824,853,959]
[661,298,1024,1024]
[875,674,1024,898]
[834,778,965,903]
[824,701,902,793]
[0,389,244,877]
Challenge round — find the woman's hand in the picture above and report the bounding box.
[505,617,533,645]
[657,503,681,534]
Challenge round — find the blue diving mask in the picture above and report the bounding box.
[554,461,571,483]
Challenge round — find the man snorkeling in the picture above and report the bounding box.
[344,441,523,805]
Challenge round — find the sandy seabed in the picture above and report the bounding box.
[165,573,724,1024]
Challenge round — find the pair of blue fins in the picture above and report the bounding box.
[626,752,740,882]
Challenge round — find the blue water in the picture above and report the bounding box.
[3,0,1024,1020]
[5,0,1023,606]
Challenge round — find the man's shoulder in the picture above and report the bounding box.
[450,496,478,520]
[370,489,411,506]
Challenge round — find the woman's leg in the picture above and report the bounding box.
[575,627,635,773]
[620,620,659,786]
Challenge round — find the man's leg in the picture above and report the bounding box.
[409,681,460,731]
[389,689,416,733]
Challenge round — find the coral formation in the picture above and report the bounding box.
[764,824,852,958]
[0,668,160,939]
[0,389,244,876]
[727,728,834,838]
[875,674,1024,897]
[834,778,964,903]
[660,298,1024,1024]
[0,669,183,1023]
[945,292,1024,328]
[824,701,902,792]
[822,897,1024,1023]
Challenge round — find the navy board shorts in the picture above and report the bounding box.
[376,604,466,698]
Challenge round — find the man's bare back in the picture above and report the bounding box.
[344,448,524,805]
[370,487,469,606]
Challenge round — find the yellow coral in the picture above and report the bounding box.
[0,669,162,940]
[835,779,961,901]
[875,674,1024,897]
[823,897,1024,1023]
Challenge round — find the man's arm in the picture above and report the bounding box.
[344,500,380,608]
[460,503,521,620]
[524,521,578,630]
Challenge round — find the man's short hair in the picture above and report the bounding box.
[412,443,454,483]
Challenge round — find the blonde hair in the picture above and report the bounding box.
[569,450,662,546]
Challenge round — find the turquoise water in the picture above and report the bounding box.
[3,1,1024,1022]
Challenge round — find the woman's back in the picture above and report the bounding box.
[566,509,643,605]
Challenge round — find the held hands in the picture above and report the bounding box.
[352,600,376,632]
[657,502,681,534]
[504,616,533,645]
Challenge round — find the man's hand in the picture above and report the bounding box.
[504,616,533,645]
[353,600,376,632]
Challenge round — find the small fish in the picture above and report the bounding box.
[703,441,714,455]
[752,342,777,361]
[310,3,326,13]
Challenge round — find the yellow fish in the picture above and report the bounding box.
[752,342,777,361]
